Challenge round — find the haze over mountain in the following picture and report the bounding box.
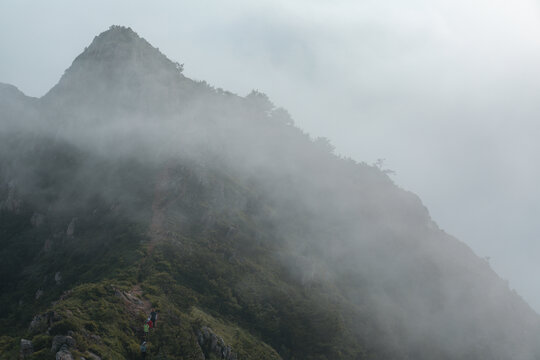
[1,26,539,359]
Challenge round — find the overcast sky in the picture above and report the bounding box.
[2,0,540,311]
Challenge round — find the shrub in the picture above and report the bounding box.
[30,334,51,351]
[49,319,79,335]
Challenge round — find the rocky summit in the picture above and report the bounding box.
[1,26,539,359]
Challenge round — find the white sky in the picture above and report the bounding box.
[2,0,540,311]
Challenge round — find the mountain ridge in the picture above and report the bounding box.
[1,26,539,360]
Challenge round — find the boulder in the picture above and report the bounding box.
[197,326,237,360]
[51,335,75,352]
[56,344,74,360]
[29,315,47,334]
[20,338,33,358]
[29,311,62,334]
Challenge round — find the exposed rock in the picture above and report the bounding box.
[20,338,33,358]
[114,289,127,301]
[56,344,74,360]
[113,285,152,316]
[197,326,237,360]
[89,334,102,344]
[87,352,102,360]
[29,311,62,334]
[66,218,77,237]
[124,291,143,305]
[29,315,47,334]
[55,272,62,285]
[51,335,75,352]
[30,212,45,227]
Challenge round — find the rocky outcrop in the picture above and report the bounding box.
[20,339,33,358]
[51,335,75,355]
[29,311,62,334]
[55,344,74,360]
[197,326,237,360]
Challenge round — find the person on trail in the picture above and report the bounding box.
[147,317,153,329]
[143,322,150,339]
[150,308,158,328]
[140,341,147,359]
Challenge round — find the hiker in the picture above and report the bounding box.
[150,308,158,328]
[140,341,147,359]
[147,317,153,329]
[143,321,150,339]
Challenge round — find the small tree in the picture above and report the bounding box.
[174,62,184,73]
[314,137,335,154]
[271,107,294,126]
[246,90,274,115]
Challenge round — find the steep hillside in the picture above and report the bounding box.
[1,26,539,359]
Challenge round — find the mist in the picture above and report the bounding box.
[1,23,540,358]
[2,2,540,359]
[1,0,539,315]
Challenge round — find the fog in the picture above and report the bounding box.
[1,0,539,314]
[2,2,540,358]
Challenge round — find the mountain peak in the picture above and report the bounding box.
[43,25,186,107]
[70,25,177,72]
[96,25,140,42]
[77,25,152,62]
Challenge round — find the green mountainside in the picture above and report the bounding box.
[1,26,539,359]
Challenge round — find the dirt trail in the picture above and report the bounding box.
[115,284,152,317]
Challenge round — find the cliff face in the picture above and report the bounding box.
[1,26,539,360]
